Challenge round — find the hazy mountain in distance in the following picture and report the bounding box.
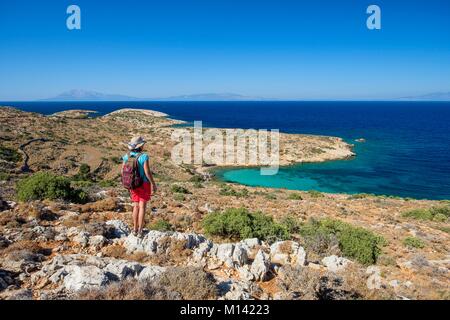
[399,92,450,101]
[42,90,269,101]
[42,90,142,101]
[158,93,269,101]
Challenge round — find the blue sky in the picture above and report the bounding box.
[0,0,449,100]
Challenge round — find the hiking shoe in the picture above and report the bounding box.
[132,230,138,237]
[137,231,144,239]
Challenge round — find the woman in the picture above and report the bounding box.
[122,136,157,238]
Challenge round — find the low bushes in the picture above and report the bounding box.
[202,207,290,242]
[402,206,450,222]
[149,219,174,232]
[0,145,22,163]
[403,237,425,249]
[287,193,303,200]
[157,266,218,300]
[219,184,249,198]
[307,190,324,198]
[299,219,386,265]
[17,172,88,203]
[170,184,191,194]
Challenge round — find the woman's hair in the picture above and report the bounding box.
[131,147,143,153]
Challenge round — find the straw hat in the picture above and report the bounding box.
[127,136,146,150]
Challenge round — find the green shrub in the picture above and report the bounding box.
[0,145,22,163]
[307,190,324,198]
[403,237,425,249]
[300,218,386,265]
[219,184,249,198]
[279,215,301,234]
[17,172,88,203]
[173,193,185,202]
[98,180,117,188]
[433,213,448,222]
[189,175,204,183]
[0,172,10,181]
[429,206,450,218]
[265,193,277,200]
[110,156,123,164]
[402,206,450,222]
[347,193,375,200]
[287,193,303,200]
[202,207,290,242]
[192,181,204,188]
[170,184,191,194]
[149,219,174,232]
[73,164,92,181]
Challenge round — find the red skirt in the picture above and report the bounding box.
[130,182,152,202]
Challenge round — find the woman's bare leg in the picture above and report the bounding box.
[132,202,139,233]
[138,201,147,232]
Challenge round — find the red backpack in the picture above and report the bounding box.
[121,153,144,190]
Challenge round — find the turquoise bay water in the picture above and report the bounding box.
[2,101,450,200]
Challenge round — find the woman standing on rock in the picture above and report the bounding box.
[122,136,157,238]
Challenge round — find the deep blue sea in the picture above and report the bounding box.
[2,101,450,200]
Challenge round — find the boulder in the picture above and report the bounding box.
[216,244,235,268]
[123,230,207,255]
[2,250,44,273]
[63,265,110,291]
[138,266,166,281]
[104,260,144,281]
[192,241,213,261]
[105,220,130,239]
[89,235,107,249]
[250,250,271,281]
[72,231,90,248]
[232,243,249,267]
[238,265,255,282]
[217,279,254,300]
[209,243,249,268]
[270,241,306,267]
[322,255,351,272]
[242,238,260,248]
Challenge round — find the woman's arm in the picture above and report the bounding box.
[144,159,157,193]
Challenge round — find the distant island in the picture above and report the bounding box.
[42,90,269,102]
[39,89,450,102]
[398,92,450,101]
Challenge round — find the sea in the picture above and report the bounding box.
[2,101,450,200]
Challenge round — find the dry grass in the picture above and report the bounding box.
[1,241,51,257]
[76,267,218,300]
[75,278,181,300]
[0,211,26,228]
[157,266,218,300]
[276,265,394,300]
[60,212,92,228]
[79,198,120,213]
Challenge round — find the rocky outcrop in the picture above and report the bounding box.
[250,250,271,281]
[270,241,306,268]
[30,254,151,293]
[123,230,206,255]
[322,255,352,272]
[105,220,130,239]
